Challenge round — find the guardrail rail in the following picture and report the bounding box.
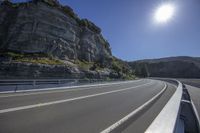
[145,79,200,133]
[0,79,126,93]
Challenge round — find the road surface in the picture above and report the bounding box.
[180,79,200,88]
[0,79,176,133]
[179,79,200,118]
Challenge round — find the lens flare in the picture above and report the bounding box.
[154,3,175,23]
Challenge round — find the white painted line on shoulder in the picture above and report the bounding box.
[0,79,143,98]
[145,80,182,133]
[100,83,167,133]
[0,81,153,114]
[191,99,200,132]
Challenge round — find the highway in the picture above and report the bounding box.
[179,79,200,118]
[0,79,176,133]
[180,79,200,88]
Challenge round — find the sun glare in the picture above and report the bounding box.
[154,3,175,23]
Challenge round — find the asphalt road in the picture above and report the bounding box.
[0,79,176,133]
[179,79,200,88]
[179,79,200,118]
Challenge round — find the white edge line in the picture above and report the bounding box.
[0,81,153,114]
[184,84,200,132]
[191,99,200,132]
[0,80,142,98]
[100,83,167,133]
[145,80,182,133]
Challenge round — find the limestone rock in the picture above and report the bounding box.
[0,0,111,62]
[0,0,133,79]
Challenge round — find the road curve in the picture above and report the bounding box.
[178,79,200,118]
[0,79,176,133]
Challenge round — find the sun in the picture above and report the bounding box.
[154,3,175,23]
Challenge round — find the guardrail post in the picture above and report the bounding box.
[33,80,36,87]
[15,85,18,92]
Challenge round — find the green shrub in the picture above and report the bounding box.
[74,60,94,70]
[0,51,64,65]
[62,6,78,20]
[3,52,24,58]
[15,58,64,65]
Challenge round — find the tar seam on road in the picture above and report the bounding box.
[100,83,167,133]
[0,80,143,98]
[0,81,153,114]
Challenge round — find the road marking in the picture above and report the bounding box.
[145,80,182,133]
[191,100,200,132]
[100,83,167,133]
[0,81,154,114]
[0,80,143,98]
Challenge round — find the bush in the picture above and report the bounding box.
[75,60,94,70]
[15,58,64,65]
[78,19,101,33]
[0,51,64,65]
[62,5,79,20]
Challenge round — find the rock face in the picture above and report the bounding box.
[0,62,112,79]
[0,0,134,79]
[0,0,111,62]
[129,56,200,78]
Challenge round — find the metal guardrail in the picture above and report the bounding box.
[145,79,183,133]
[0,79,121,86]
[0,79,126,92]
[146,78,200,133]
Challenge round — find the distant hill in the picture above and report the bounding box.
[128,56,200,78]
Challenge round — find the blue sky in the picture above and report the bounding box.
[12,0,200,61]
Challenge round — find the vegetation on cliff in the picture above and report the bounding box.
[0,51,65,65]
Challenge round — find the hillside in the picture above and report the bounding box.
[0,0,134,79]
[129,56,200,78]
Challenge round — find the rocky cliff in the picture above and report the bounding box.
[0,0,111,62]
[0,0,134,79]
[129,56,200,78]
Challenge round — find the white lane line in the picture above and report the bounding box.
[0,80,143,98]
[0,81,154,114]
[185,84,200,132]
[145,80,182,133]
[100,83,167,133]
[191,99,200,132]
